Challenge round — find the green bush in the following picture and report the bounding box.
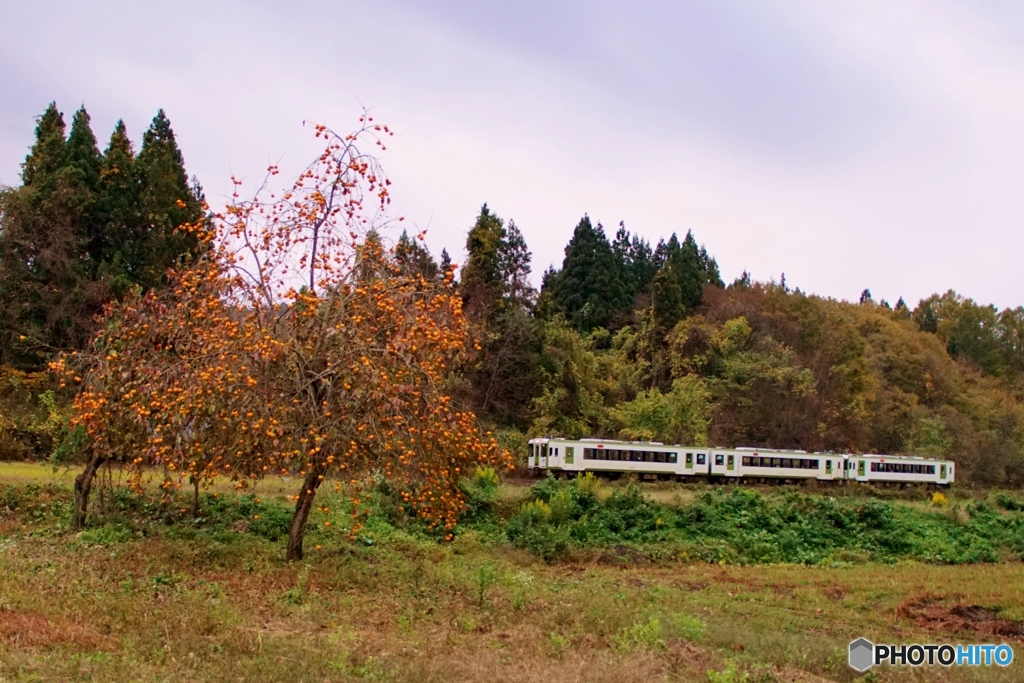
[500,485,1024,565]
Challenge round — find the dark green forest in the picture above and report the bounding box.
[3,106,1024,487]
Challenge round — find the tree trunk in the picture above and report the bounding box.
[191,476,201,518]
[286,465,325,561]
[72,451,105,530]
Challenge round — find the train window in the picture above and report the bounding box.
[927,465,935,475]
[714,454,724,466]
[742,456,751,466]
[781,458,790,468]
[668,453,677,464]
[697,453,706,465]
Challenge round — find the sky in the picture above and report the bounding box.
[2,0,1024,308]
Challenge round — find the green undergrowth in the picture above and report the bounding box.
[502,475,1024,564]
[4,471,1024,570]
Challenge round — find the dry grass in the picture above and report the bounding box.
[1,467,1022,682]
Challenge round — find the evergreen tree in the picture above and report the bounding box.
[97,120,140,285]
[547,215,631,331]
[135,109,203,288]
[610,222,656,308]
[0,104,204,368]
[458,205,541,425]
[678,231,707,310]
[498,219,534,310]
[439,248,454,285]
[395,229,439,281]
[63,107,103,266]
[629,232,657,295]
[20,103,66,193]
[460,204,506,319]
[0,104,94,368]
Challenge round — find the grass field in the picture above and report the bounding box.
[1,462,1022,682]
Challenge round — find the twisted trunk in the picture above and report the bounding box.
[191,476,201,518]
[286,463,326,561]
[72,451,105,530]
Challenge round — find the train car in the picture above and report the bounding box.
[843,453,954,486]
[527,437,697,478]
[527,437,955,486]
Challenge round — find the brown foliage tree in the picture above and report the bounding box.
[59,117,510,557]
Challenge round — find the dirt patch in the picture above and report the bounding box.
[769,582,798,597]
[0,608,114,651]
[822,585,847,602]
[896,594,1024,640]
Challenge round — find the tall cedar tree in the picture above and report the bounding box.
[651,230,722,330]
[0,104,95,367]
[460,204,506,319]
[395,229,440,281]
[96,121,139,291]
[459,204,540,425]
[544,215,631,331]
[134,109,204,289]
[0,104,203,368]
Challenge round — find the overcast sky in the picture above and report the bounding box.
[3,0,1024,308]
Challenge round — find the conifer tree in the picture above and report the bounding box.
[395,229,439,281]
[20,103,66,193]
[498,219,534,310]
[135,109,203,288]
[439,248,454,285]
[648,230,721,330]
[63,107,103,266]
[546,215,630,331]
[460,204,505,319]
[97,120,140,283]
[0,103,94,367]
[0,104,204,368]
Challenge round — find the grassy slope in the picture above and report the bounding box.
[1,464,1022,682]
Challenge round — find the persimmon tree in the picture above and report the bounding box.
[58,116,511,558]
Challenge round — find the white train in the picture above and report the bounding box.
[527,437,955,486]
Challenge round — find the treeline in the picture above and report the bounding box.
[0,103,203,369]
[4,102,1024,487]
[409,204,1024,486]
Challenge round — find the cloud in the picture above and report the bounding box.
[2,0,1024,308]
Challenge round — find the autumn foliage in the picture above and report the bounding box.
[58,117,511,559]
